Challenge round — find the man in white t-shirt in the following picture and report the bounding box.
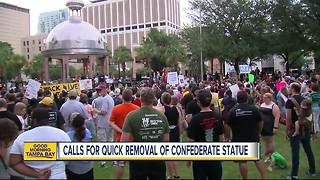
[9,108,71,179]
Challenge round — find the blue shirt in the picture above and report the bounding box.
[66,129,93,174]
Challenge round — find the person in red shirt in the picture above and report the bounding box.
[109,88,139,179]
[132,90,141,107]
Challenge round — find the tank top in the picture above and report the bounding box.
[164,105,179,128]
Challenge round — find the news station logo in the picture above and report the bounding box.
[24,142,57,161]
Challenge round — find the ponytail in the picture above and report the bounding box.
[71,114,86,141]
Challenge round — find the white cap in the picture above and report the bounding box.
[114,88,121,96]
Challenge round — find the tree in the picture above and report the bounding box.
[7,54,27,82]
[188,0,272,73]
[0,41,14,80]
[23,54,44,80]
[136,28,185,73]
[113,46,132,78]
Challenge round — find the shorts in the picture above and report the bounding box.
[97,127,114,142]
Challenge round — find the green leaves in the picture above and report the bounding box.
[136,28,186,73]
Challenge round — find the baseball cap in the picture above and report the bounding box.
[68,89,78,97]
[39,97,53,106]
[96,84,106,90]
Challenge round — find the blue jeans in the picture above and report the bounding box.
[290,134,315,179]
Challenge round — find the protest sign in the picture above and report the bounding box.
[79,79,93,90]
[25,79,41,99]
[239,65,251,74]
[228,66,236,73]
[229,84,240,98]
[167,72,179,85]
[40,82,80,95]
[248,74,255,83]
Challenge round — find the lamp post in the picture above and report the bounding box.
[199,7,204,81]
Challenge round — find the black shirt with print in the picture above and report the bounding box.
[227,104,262,142]
[187,111,223,142]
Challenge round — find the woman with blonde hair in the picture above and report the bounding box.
[260,93,281,161]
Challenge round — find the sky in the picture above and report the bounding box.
[1,0,190,35]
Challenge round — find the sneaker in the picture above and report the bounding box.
[282,175,298,180]
[100,161,108,168]
[305,171,316,177]
[267,166,273,172]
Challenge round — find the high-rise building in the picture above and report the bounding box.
[21,34,47,62]
[0,2,30,54]
[38,9,69,33]
[82,0,181,55]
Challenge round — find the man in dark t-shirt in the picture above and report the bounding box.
[185,86,201,123]
[285,83,315,180]
[227,91,267,180]
[187,89,224,180]
[38,97,65,130]
[0,98,22,131]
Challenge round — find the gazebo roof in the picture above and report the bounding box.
[42,0,107,57]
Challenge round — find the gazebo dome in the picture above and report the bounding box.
[42,0,106,56]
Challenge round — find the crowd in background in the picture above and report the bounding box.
[0,70,319,180]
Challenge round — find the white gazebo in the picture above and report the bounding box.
[42,0,109,83]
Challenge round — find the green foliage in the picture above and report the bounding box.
[23,54,44,80]
[113,46,132,78]
[136,28,186,73]
[136,67,153,77]
[49,65,80,80]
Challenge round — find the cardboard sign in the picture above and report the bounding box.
[40,82,80,95]
[239,65,250,74]
[25,79,41,99]
[79,79,93,90]
[167,72,179,85]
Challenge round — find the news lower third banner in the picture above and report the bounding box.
[24,142,260,161]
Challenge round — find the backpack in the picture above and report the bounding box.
[289,97,312,137]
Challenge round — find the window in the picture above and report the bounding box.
[132,26,137,30]
[39,47,41,51]
[23,41,25,46]
[101,30,106,33]
[125,26,131,30]
[27,41,29,46]
[139,25,144,29]
[119,27,124,31]
[27,55,29,60]
[27,48,29,53]
[107,29,111,33]
[153,23,158,27]
[146,24,151,28]
[160,22,166,26]
[113,28,118,32]
[39,40,41,44]
[33,40,35,44]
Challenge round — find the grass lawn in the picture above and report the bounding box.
[93,125,320,179]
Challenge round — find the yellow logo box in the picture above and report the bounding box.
[24,142,57,161]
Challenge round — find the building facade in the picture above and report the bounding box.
[0,2,30,54]
[82,0,181,77]
[21,34,47,62]
[38,9,69,33]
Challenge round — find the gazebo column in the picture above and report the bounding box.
[83,58,88,75]
[43,57,50,84]
[61,57,69,83]
[88,55,96,78]
[100,56,108,75]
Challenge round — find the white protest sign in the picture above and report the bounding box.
[25,79,41,99]
[106,78,113,84]
[229,84,240,98]
[167,72,179,85]
[79,79,93,90]
[178,75,185,86]
[228,66,236,73]
[239,65,251,74]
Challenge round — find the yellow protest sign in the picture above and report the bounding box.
[40,82,80,95]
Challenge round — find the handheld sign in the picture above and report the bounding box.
[79,79,93,90]
[239,65,250,74]
[167,72,179,85]
[248,74,255,83]
[25,79,41,99]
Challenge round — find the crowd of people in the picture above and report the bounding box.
[0,71,319,180]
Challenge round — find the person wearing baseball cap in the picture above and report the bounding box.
[39,97,65,130]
